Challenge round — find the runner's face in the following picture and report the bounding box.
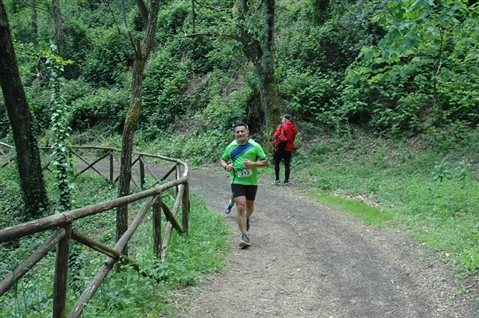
[234,126,249,144]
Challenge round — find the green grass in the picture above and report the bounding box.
[3,127,479,314]
[307,191,397,228]
[0,167,232,317]
[290,132,479,278]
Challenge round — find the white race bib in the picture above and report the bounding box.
[237,169,253,178]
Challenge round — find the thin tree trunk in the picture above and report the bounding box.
[31,0,38,40]
[117,48,144,253]
[261,0,281,134]
[0,0,50,219]
[51,0,62,49]
[117,0,160,255]
[237,0,281,145]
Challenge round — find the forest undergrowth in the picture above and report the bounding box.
[1,127,479,316]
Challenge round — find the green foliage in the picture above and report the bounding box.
[278,68,338,121]
[70,85,129,133]
[44,45,75,212]
[4,0,479,138]
[0,172,231,317]
[342,0,479,134]
[140,51,191,136]
[82,28,131,87]
[0,101,10,139]
[141,127,233,167]
[156,1,190,38]
[293,129,479,276]
[0,165,23,227]
[59,20,93,79]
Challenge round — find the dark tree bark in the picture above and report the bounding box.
[31,0,38,40]
[51,0,62,49]
[135,0,148,27]
[117,0,160,254]
[0,0,50,219]
[236,0,281,145]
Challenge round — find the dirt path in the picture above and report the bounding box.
[175,168,478,317]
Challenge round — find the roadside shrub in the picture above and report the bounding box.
[278,68,338,122]
[70,87,129,133]
[60,20,93,80]
[140,51,191,137]
[82,28,132,87]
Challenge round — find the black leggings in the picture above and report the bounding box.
[273,150,292,182]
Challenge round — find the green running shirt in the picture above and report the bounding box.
[221,139,267,186]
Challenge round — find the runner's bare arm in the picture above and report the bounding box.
[243,158,269,169]
[220,158,234,172]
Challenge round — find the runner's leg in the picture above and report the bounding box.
[234,195,248,234]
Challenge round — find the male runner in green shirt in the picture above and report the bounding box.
[220,123,269,248]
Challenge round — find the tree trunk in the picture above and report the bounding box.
[237,0,281,146]
[0,0,50,219]
[51,0,62,50]
[261,0,281,135]
[117,0,160,254]
[31,0,38,40]
[117,49,144,253]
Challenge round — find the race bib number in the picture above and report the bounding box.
[237,169,253,178]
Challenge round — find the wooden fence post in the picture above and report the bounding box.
[182,182,189,235]
[139,155,145,189]
[53,223,72,318]
[153,194,162,258]
[109,150,114,184]
[176,163,181,195]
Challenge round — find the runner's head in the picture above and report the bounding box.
[234,123,249,144]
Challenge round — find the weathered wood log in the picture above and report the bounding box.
[161,164,177,181]
[161,183,186,261]
[161,200,183,234]
[0,228,65,296]
[53,223,71,318]
[71,229,120,260]
[73,151,110,183]
[153,195,162,258]
[68,257,115,318]
[0,177,186,242]
[72,229,151,279]
[182,181,190,235]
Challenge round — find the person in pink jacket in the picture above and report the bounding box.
[272,114,297,186]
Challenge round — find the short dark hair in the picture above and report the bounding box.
[234,122,249,130]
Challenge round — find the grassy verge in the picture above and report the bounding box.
[2,126,479,314]
[0,166,231,317]
[288,131,479,278]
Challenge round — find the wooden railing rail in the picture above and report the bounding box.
[1,144,180,188]
[0,143,190,318]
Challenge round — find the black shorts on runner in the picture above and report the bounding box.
[231,184,258,201]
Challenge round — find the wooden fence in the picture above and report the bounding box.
[0,144,190,317]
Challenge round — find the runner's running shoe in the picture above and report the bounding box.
[272,179,280,185]
[224,200,233,214]
[240,234,251,248]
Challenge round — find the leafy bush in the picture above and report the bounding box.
[82,28,132,87]
[0,171,231,317]
[70,86,129,133]
[341,0,479,135]
[59,20,93,80]
[278,68,338,122]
